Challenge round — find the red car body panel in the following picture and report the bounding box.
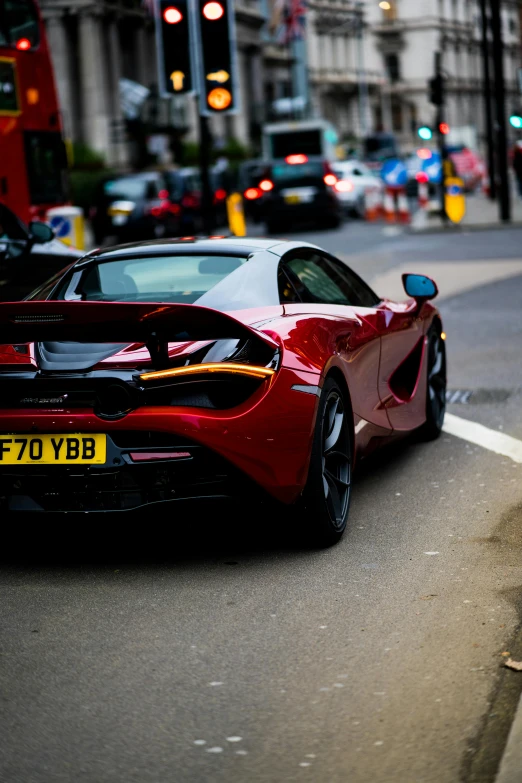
[0,239,442,512]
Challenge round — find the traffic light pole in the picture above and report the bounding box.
[479,0,496,200]
[434,53,448,223]
[198,113,214,234]
[490,0,511,222]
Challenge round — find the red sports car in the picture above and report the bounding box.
[0,238,446,545]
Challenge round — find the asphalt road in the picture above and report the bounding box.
[1,223,522,783]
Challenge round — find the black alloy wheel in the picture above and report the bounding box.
[420,325,447,440]
[300,376,352,546]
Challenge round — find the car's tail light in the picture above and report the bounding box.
[259,179,274,192]
[139,362,275,382]
[130,451,191,462]
[334,180,354,192]
[214,188,227,201]
[285,154,308,164]
[244,187,261,200]
[324,173,337,186]
[415,171,429,183]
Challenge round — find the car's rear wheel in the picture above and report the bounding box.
[299,377,352,546]
[419,325,447,440]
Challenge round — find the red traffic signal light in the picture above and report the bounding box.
[202,2,224,19]
[439,122,450,135]
[156,0,192,94]
[163,6,183,23]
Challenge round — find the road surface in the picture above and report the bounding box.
[1,222,521,783]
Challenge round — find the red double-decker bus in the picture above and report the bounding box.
[0,0,68,224]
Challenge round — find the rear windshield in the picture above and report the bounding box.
[271,130,322,159]
[271,162,324,189]
[54,255,248,305]
[103,178,149,201]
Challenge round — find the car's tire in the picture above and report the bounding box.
[298,376,353,547]
[418,325,447,441]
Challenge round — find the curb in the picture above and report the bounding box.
[409,221,522,235]
[495,693,522,783]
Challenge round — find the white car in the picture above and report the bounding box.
[332,161,383,218]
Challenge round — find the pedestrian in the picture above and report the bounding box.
[512,141,522,198]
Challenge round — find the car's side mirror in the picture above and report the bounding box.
[402,273,438,301]
[29,221,55,244]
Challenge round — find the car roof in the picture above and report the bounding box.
[84,237,309,262]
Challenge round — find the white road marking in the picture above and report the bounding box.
[226,736,242,742]
[443,413,522,464]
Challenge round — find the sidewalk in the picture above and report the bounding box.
[411,189,522,232]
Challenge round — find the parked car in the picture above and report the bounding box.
[257,155,343,232]
[238,159,271,223]
[165,167,229,234]
[331,160,383,217]
[0,237,446,548]
[90,172,182,244]
[0,202,81,301]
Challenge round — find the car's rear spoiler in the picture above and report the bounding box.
[0,301,278,368]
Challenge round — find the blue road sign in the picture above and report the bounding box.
[49,216,71,238]
[381,159,408,188]
[421,151,442,183]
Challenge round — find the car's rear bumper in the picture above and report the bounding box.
[0,367,320,512]
[263,193,341,223]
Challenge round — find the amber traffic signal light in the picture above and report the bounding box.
[197,0,238,115]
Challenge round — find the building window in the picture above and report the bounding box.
[385,53,401,82]
[379,1,397,21]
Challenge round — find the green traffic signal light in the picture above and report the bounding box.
[418,126,432,140]
[509,115,522,129]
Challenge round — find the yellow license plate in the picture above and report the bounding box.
[284,194,302,205]
[0,434,107,465]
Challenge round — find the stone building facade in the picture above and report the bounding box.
[306,0,522,150]
[40,0,275,167]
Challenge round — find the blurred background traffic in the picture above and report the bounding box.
[1,0,522,290]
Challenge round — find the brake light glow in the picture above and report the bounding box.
[324,173,337,186]
[259,179,274,192]
[244,188,261,200]
[140,363,276,382]
[16,38,31,50]
[334,180,354,193]
[415,171,429,183]
[214,188,227,200]
[285,154,308,165]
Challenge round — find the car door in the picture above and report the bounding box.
[279,249,391,433]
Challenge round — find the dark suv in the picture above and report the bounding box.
[258,156,343,233]
[90,172,182,244]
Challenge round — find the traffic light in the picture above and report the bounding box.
[428,74,444,106]
[417,126,433,141]
[155,0,194,95]
[197,0,238,115]
[509,114,522,129]
[438,122,450,135]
